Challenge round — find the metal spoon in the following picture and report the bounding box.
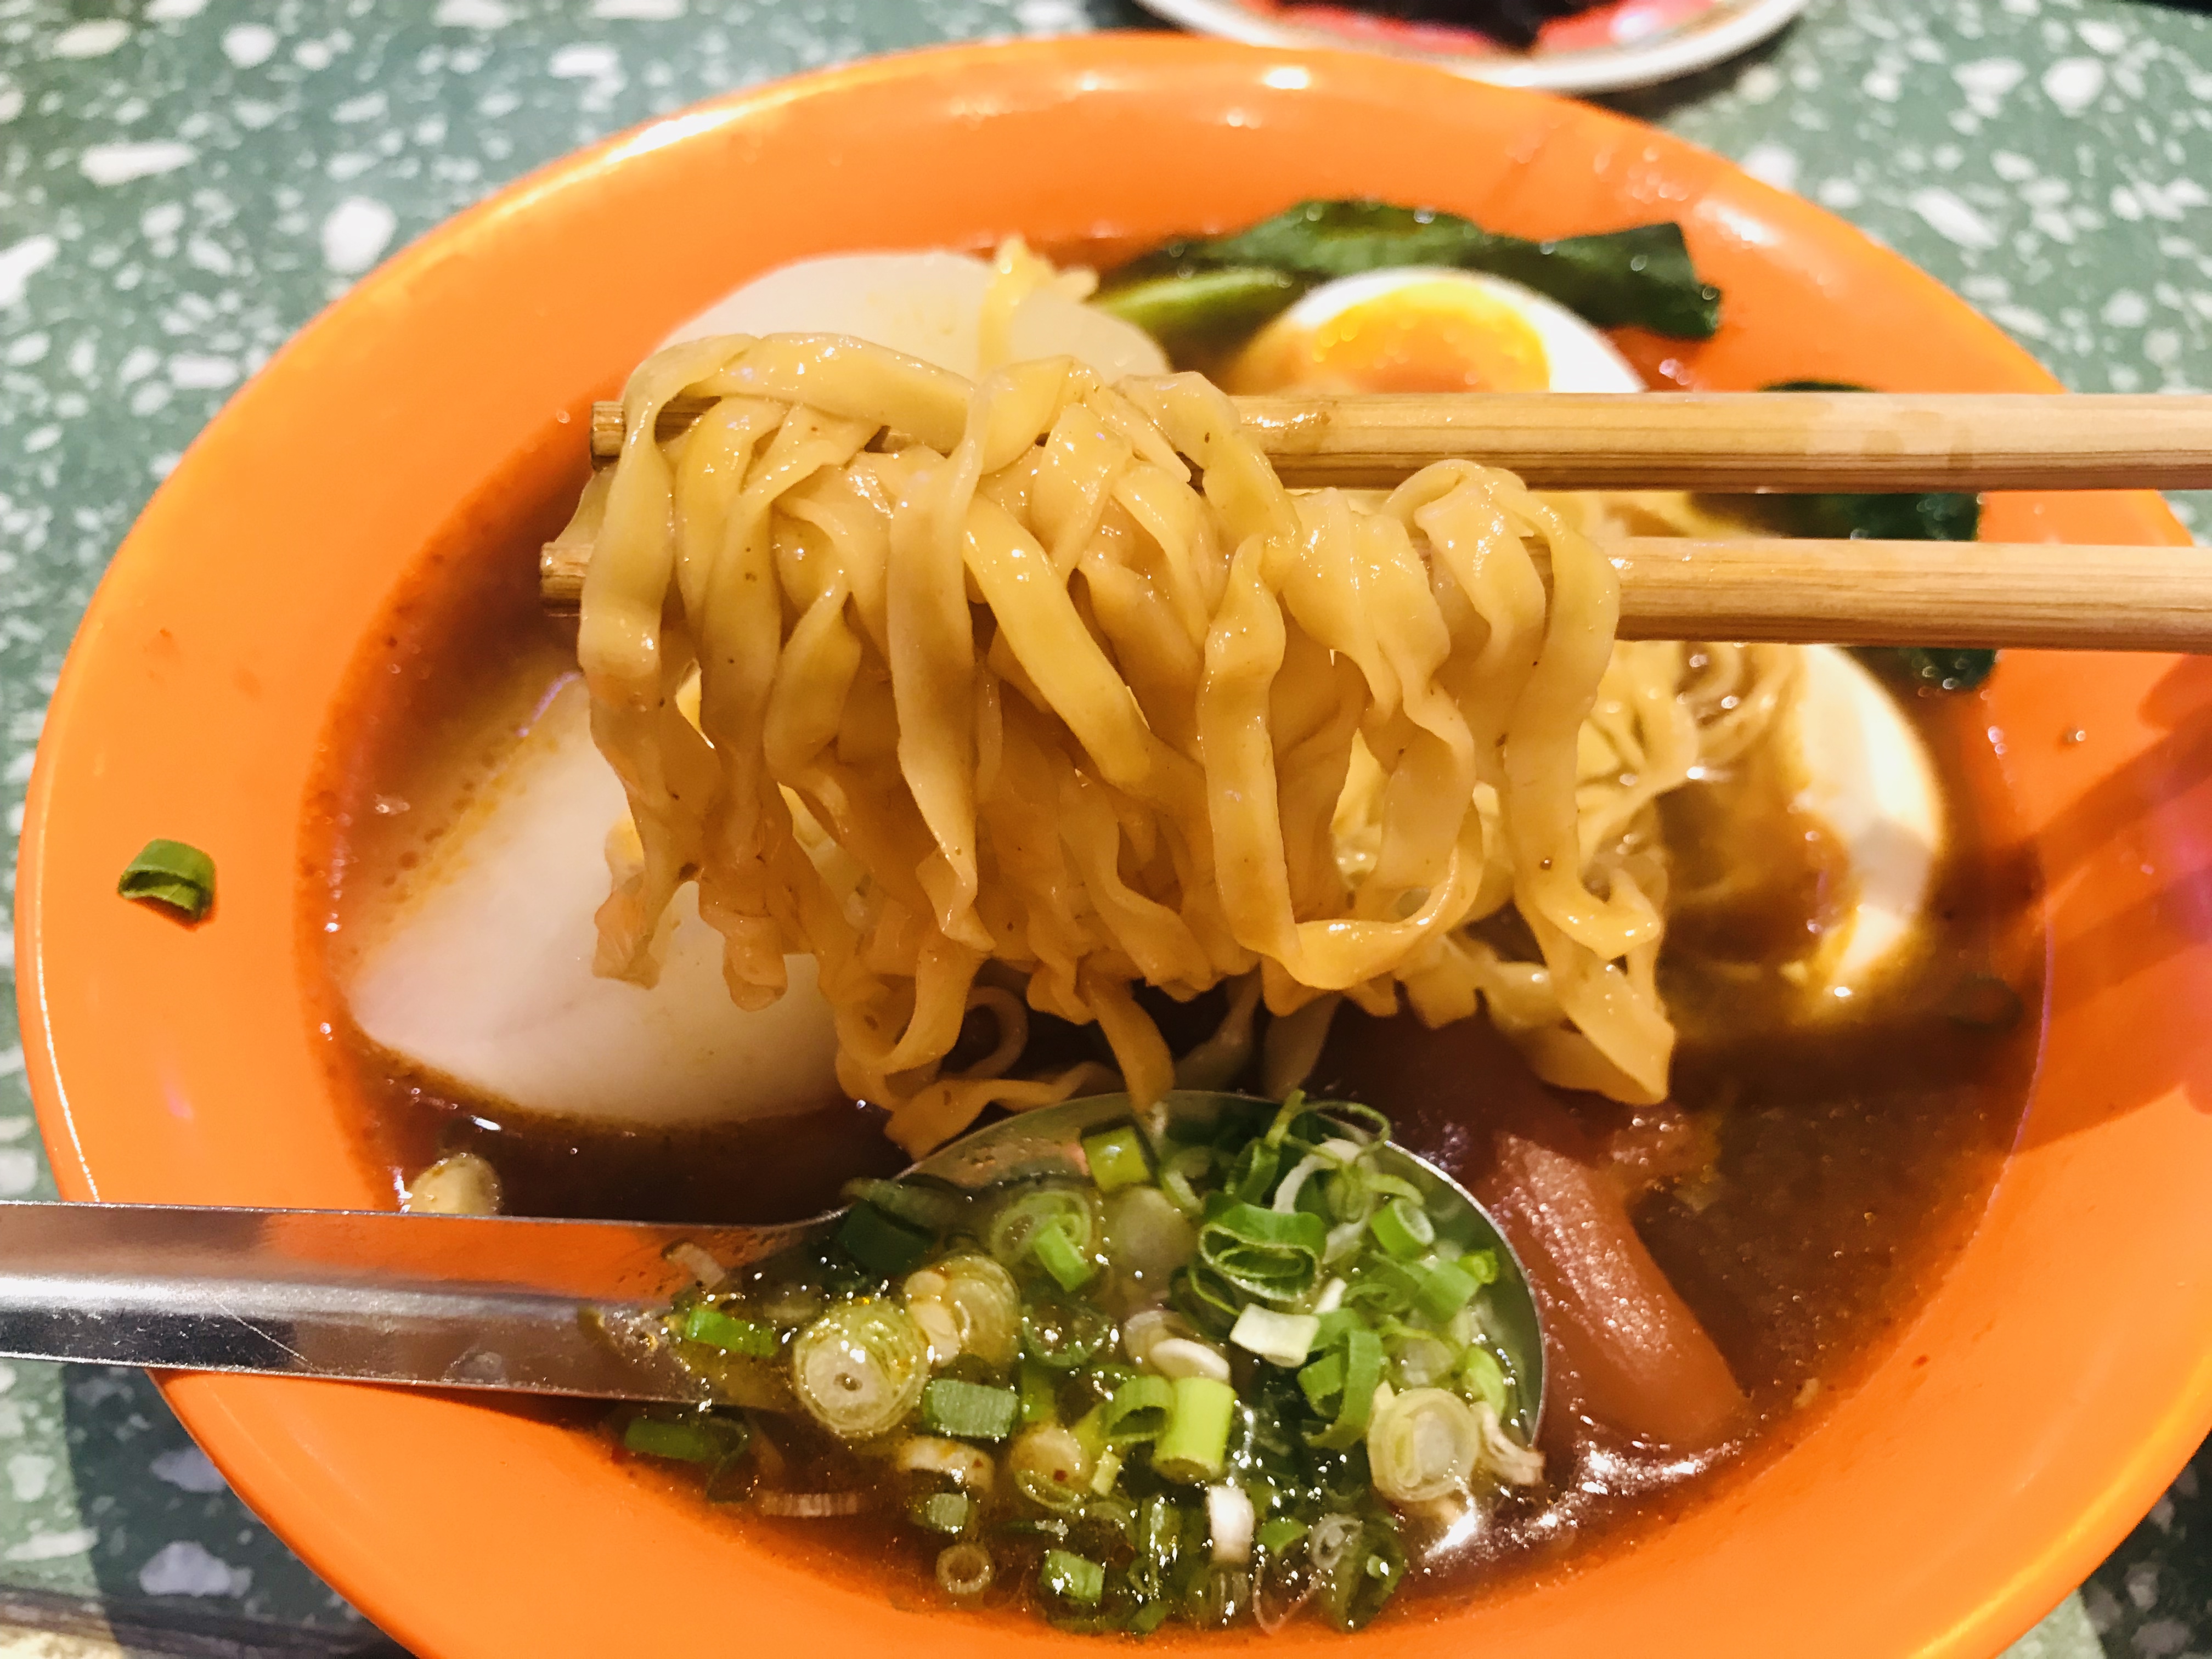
[0,1091,1544,1437]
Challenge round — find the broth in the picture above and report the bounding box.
[302,442,2041,1627]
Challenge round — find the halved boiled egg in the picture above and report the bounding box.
[1224,267,1645,396]
[1791,646,1944,998]
[346,679,844,1127]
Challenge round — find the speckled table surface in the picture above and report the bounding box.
[0,0,2205,1653]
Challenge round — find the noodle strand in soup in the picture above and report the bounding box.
[567,329,1794,1151]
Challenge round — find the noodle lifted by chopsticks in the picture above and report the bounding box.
[568,328,1790,1153]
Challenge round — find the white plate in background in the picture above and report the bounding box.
[1133,0,1813,93]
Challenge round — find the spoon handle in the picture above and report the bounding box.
[0,1201,813,1401]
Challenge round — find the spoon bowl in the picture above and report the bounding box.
[909,1091,1547,1441]
[0,1091,1545,1438]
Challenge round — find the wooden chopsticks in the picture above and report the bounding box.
[586,389,2212,493]
[540,533,2211,651]
[548,388,2212,652]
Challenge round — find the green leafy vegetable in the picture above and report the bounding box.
[117,838,216,922]
[1758,380,1993,691]
[1102,200,1722,344]
[1092,267,1304,357]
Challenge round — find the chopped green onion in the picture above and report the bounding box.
[1256,1516,1307,1555]
[836,1203,934,1278]
[791,1301,930,1440]
[1223,1139,1280,1205]
[912,1490,974,1534]
[1344,1254,1419,1317]
[117,838,216,922]
[1390,1329,1459,1387]
[1126,1600,1170,1634]
[841,1177,968,1233]
[1321,1519,1406,1632]
[1312,1307,1367,1350]
[921,1377,1018,1442]
[989,1189,1094,1269]
[1099,1373,1175,1444]
[1130,1495,1185,1604]
[1040,1549,1105,1605]
[1189,1561,1251,1628]
[1153,1375,1237,1483]
[1018,1356,1059,1425]
[680,1304,777,1357]
[1198,1203,1327,1303]
[1020,1296,1111,1370]
[1081,1124,1153,1194]
[1103,1185,1199,1288]
[1171,1262,1243,1339]
[1011,1423,1093,1510]
[1306,1327,1384,1451]
[622,1413,746,1464]
[1090,1446,1125,1496]
[1228,1305,1320,1368]
[1298,1349,1344,1412]
[1458,1345,1510,1418]
[904,1252,1022,1368]
[1413,1256,1479,1324]
[1029,1220,1095,1292]
[1369,1386,1481,1503]
[1159,1146,1214,1217]
[937,1541,996,1598]
[1367,1196,1435,1259]
[1309,1099,1392,1144]
[1262,1091,1311,1147]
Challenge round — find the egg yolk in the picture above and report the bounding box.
[1231,280,1552,394]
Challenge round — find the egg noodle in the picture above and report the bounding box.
[565,274,1797,1154]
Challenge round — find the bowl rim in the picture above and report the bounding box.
[16,31,2209,1659]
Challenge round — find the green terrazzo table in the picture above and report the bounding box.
[0,0,2204,1652]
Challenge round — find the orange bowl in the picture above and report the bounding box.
[15,33,2210,1659]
